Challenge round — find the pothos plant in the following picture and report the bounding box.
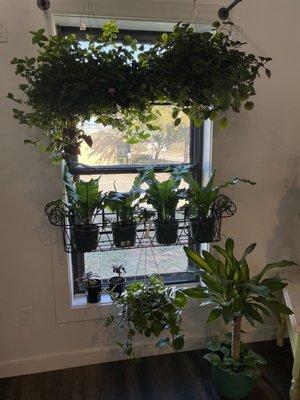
[7,20,157,163]
[105,275,188,360]
[144,21,272,129]
[8,20,271,163]
[183,238,295,383]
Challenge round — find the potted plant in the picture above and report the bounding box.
[105,174,143,248]
[108,265,126,296]
[105,275,188,360]
[145,21,271,130]
[45,166,103,252]
[76,271,102,304]
[140,166,183,245]
[182,169,255,243]
[183,238,296,400]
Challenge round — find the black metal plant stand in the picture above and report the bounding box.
[45,195,237,254]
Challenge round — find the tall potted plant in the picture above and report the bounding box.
[45,167,103,252]
[184,238,295,400]
[140,166,183,245]
[108,265,126,296]
[182,169,255,243]
[105,174,144,248]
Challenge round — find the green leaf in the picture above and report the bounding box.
[173,335,184,351]
[105,315,114,327]
[174,291,187,308]
[253,260,297,282]
[265,69,271,78]
[207,308,222,324]
[212,21,221,28]
[219,117,229,129]
[182,287,207,299]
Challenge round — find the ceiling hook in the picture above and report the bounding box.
[218,0,243,20]
[37,0,50,11]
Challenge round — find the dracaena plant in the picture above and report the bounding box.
[105,173,144,224]
[105,275,188,360]
[46,166,103,225]
[181,168,255,219]
[139,166,184,223]
[183,238,295,378]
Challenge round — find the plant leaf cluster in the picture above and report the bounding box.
[184,238,295,327]
[204,340,266,380]
[8,20,271,162]
[105,275,187,360]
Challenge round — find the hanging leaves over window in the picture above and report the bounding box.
[7,20,271,163]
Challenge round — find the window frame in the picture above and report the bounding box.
[57,25,205,294]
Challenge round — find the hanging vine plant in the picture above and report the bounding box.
[7,20,271,163]
[144,21,272,129]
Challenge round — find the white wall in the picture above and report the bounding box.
[0,0,298,377]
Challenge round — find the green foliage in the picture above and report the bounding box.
[204,340,266,380]
[105,173,144,224]
[8,20,271,163]
[76,271,101,288]
[106,275,187,360]
[144,22,271,128]
[140,166,184,223]
[46,166,103,224]
[176,167,255,219]
[184,238,295,326]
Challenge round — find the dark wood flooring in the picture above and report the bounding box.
[0,339,293,400]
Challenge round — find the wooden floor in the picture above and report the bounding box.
[0,340,293,400]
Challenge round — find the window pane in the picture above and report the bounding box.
[78,105,190,166]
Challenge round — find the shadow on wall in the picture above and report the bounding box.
[266,157,300,265]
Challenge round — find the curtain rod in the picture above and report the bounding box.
[218,0,243,20]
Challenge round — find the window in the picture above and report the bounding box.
[58,24,209,294]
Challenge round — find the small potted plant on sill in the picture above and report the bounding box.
[182,169,255,243]
[77,271,102,304]
[183,238,296,400]
[105,175,144,248]
[45,166,103,252]
[105,275,188,360]
[140,166,184,245]
[108,265,126,296]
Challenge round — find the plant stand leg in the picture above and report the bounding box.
[277,315,287,347]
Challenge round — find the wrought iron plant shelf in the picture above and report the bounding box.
[45,195,237,254]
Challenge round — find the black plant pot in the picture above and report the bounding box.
[111,222,137,248]
[189,218,215,243]
[108,276,126,296]
[85,279,102,304]
[155,220,179,245]
[73,224,99,252]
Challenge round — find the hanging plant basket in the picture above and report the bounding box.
[187,195,237,244]
[154,220,179,245]
[73,224,99,252]
[111,221,137,248]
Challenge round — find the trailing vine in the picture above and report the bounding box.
[7,20,271,163]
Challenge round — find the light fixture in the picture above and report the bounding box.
[218,0,243,20]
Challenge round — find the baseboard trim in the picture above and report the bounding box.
[0,324,277,378]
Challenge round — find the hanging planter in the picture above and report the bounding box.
[45,166,103,253]
[111,221,137,248]
[7,21,271,163]
[105,174,144,248]
[180,168,255,244]
[140,166,184,245]
[154,220,179,245]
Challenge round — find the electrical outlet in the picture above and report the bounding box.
[0,18,8,43]
[20,306,33,326]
